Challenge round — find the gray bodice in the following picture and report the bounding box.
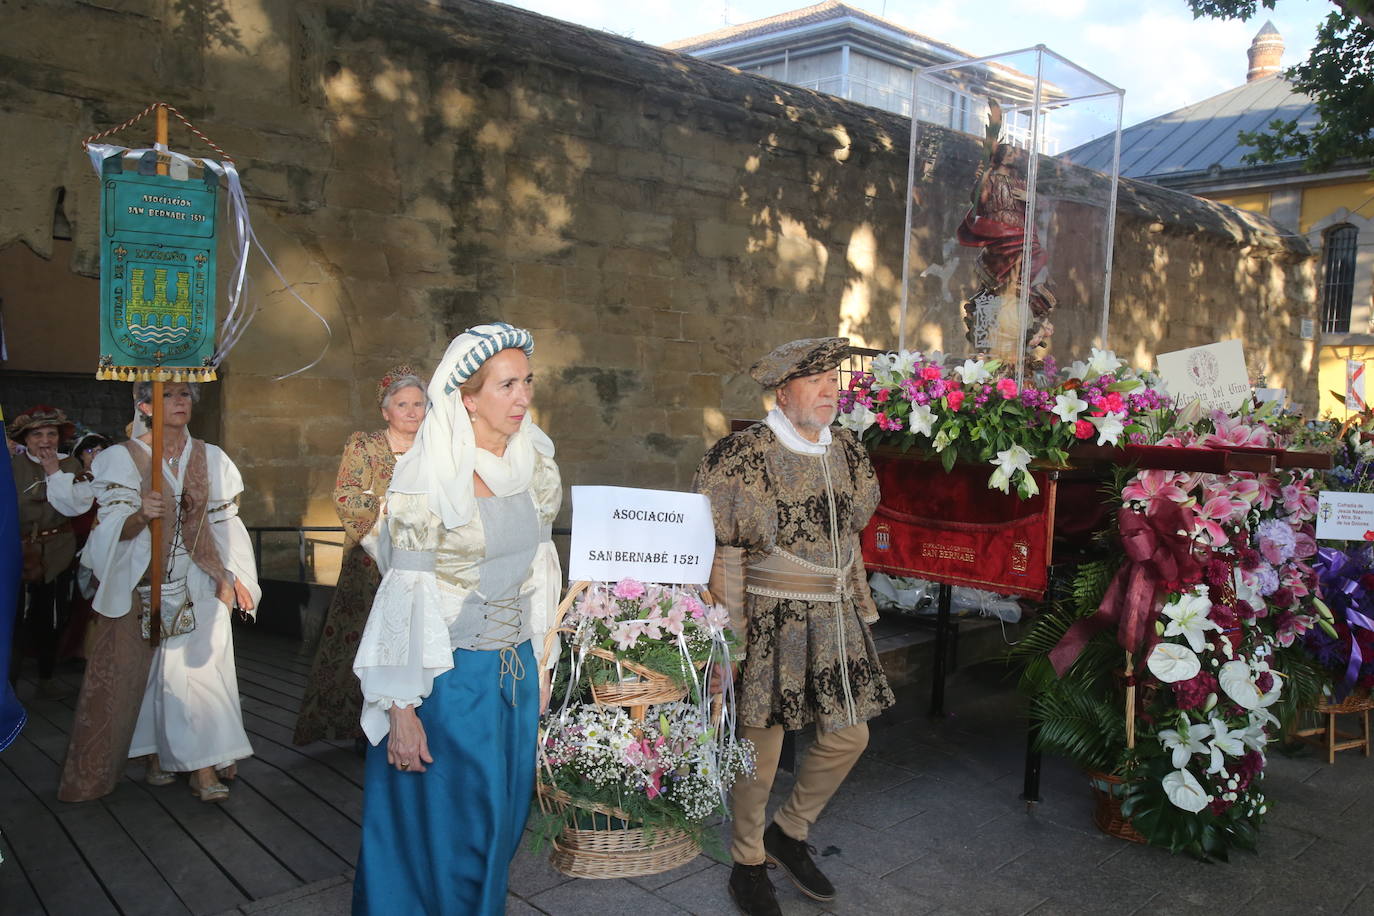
[447,492,539,651]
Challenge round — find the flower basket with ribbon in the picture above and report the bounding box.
[535,580,755,878]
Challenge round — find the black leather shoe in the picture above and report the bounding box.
[728,862,781,916]
[763,822,835,902]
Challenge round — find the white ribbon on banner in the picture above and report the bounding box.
[87,143,332,380]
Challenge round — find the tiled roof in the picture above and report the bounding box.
[1068,75,1317,180]
[663,0,971,59]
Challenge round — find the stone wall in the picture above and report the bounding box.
[0,0,1317,552]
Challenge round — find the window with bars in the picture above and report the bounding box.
[1321,224,1358,334]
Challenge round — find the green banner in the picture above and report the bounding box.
[98,154,218,381]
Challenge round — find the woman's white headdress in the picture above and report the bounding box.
[388,322,553,529]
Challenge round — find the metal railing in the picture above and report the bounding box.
[246,524,574,585]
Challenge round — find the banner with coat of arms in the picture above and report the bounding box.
[97,152,219,382]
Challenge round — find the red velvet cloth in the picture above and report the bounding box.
[861,455,1055,600]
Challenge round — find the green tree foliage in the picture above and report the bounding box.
[1187,1,1374,170]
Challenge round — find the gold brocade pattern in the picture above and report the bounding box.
[694,423,892,734]
[295,431,398,744]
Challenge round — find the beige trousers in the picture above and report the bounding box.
[730,721,869,865]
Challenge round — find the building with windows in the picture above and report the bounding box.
[1071,22,1373,416]
[664,0,1067,153]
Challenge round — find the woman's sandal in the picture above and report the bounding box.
[189,772,230,803]
[145,756,176,787]
[216,763,238,782]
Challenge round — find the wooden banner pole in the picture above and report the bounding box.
[147,103,169,648]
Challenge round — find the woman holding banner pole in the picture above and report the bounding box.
[352,323,562,915]
[59,382,259,803]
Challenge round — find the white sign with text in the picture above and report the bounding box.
[569,485,716,585]
[1317,491,1374,541]
[1156,339,1250,413]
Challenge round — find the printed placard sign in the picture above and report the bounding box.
[98,154,219,379]
[569,486,715,585]
[1156,339,1250,413]
[1316,491,1374,541]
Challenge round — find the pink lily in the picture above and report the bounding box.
[1202,483,1252,523]
[1192,495,1236,547]
[1202,412,1271,449]
[1122,469,1189,505]
[1281,483,1318,519]
[1250,474,1282,511]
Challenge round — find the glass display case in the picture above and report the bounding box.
[899,45,1124,382]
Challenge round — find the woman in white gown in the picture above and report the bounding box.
[59,381,260,803]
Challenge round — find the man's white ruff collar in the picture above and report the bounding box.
[765,407,830,455]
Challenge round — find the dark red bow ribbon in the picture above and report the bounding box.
[1050,502,1205,677]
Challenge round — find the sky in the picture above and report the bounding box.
[495,0,1337,127]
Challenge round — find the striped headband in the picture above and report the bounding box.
[442,322,535,394]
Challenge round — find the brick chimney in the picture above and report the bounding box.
[1247,21,1283,82]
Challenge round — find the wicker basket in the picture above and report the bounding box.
[586,648,690,708]
[1086,771,1146,845]
[536,783,700,879]
[537,581,713,879]
[1315,688,1374,715]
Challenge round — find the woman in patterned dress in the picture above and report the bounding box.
[293,366,426,746]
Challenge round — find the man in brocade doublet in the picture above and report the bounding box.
[695,337,893,916]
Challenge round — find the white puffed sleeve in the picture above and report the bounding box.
[204,445,261,616]
[353,492,452,745]
[46,467,94,517]
[524,454,564,671]
[82,446,147,619]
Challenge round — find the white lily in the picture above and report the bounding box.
[987,444,1032,495]
[838,402,877,434]
[908,403,936,437]
[955,358,992,385]
[1087,347,1124,377]
[1239,720,1270,753]
[1146,642,1201,683]
[1090,411,1127,446]
[1206,717,1247,773]
[1162,768,1212,813]
[893,349,921,377]
[1065,359,1092,381]
[1051,390,1088,424]
[1160,591,1220,653]
[870,353,898,386]
[1158,715,1213,768]
[1232,567,1261,609]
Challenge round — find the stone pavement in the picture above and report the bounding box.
[216,660,1374,916]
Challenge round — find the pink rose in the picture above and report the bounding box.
[612,578,646,600]
[1074,419,1094,439]
[921,366,942,381]
[996,378,1018,399]
[946,390,965,411]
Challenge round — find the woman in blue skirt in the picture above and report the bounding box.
[352,322,562,915]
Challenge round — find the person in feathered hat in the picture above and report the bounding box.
[695,337,892,916]
[352,323,562,915]
[8,405,84,698]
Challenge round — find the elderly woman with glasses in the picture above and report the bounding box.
[59,381,259,803]
[294,365,427,748]
[352,323,562,915]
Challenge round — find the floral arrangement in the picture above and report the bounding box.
[535,580,751,853]
[838,347,1169,498]
[1018,407,1329,860]
[1304,548,1374,699]
[541,701,755,829]
[563,578,737,692]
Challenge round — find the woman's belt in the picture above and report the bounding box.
[23,523,72,543]
[745,547,852,603]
